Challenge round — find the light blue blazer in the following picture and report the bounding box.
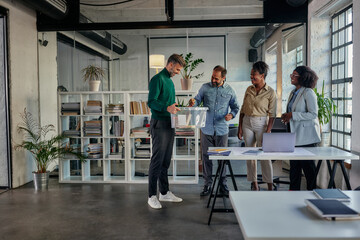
[287,87,321,146]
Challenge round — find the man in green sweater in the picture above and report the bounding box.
[147,54,185,209]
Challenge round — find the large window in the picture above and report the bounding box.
[331,6,353,151]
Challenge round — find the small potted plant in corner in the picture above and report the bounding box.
[82,64,105,91]
[314,80,337,146]
[15,108,86,190]
[180,53,204,90]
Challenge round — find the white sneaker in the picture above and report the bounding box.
[148,195,162,209]
[159,191,183,202]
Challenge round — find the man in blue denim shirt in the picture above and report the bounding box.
[189,65,239,196]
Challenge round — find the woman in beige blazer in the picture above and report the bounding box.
[238,61,276,191]
[281,66,321,190]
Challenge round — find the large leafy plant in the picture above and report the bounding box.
[82,64,105,82]
[16,108,86,173]
[180,53,204,80]
[314,80,337,126]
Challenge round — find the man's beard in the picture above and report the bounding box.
[212,81,220,87]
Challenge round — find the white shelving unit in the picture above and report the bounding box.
[58,90,198,184]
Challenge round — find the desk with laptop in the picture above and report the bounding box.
[207,132,359,225]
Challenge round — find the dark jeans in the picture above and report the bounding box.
[289,143,319,190]
[148,119,175,197]
[201,131,228,187]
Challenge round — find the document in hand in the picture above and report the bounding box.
[207,148,231,156]
[305,199,360,220]
[313,189,351,202]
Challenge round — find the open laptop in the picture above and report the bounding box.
[262,132,296,152]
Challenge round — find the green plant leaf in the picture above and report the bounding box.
[180,52,204,80]
[314,80,337,126]
[15,108,86,173]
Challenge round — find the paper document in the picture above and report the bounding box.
[231,147,315,156]
[177,115,186,126]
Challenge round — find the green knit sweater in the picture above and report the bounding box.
[148,68,175,120]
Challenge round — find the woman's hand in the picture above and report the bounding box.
[281,112,292,124]
[237,128,243,140]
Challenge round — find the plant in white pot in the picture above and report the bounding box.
[314,80,337,146]
[15,108,86,190]
[82,64,105,91]
[180,53,204,90]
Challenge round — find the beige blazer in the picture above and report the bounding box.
[287,87,321,146]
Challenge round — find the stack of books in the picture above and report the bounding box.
[61,102,80,115]
[83,120,102,136]
[106,104,124,114]
[84,100,102,115]
[86,143,103,159]
[175,127,194,136]
[63,130,81,137]
[135,143,151,158]
[131,127,149,138]
[305,189,360,220]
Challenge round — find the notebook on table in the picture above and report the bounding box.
[207,148,231,156]
[305,199,359,220]
[262,132,296,152]
[313,189,351,202]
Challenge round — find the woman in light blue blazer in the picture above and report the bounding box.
[281,66,321,190]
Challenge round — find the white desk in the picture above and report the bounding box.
[209,147,359,190]
[229,191,360,240]
[206,147,359,225]
[208,147,358,161]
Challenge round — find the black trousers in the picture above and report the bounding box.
[289,143,318,190]
[148,119,175,197]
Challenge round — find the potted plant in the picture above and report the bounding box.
[15,108,86,190]
[180,53,204,90]
[314,80,337,145]
[82,64,105,91]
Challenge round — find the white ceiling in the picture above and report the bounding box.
[79,0,264,36]
[80,0,264,23]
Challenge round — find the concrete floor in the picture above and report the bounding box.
[0,162,290,240]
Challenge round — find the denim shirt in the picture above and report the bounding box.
[193,82,239,136]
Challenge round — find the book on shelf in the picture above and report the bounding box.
[131,127,149,137]
[86,143,103,158]
[112,120,124,137]
[313,189,351,202]
[106,103,124,114]
[207,148,231,156]
[61,102,80,115]
[130,101,150,114]
[84,100,102,114]
[63,130,81,137]
[305,199,360,220]
[83,120,102,136]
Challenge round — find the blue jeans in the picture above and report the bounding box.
[148,119,175,197]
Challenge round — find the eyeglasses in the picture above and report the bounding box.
[290,74,300,78]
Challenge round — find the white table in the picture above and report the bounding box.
[209,147,359,189]
[207,147,359,225]
[229,191,360,240]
